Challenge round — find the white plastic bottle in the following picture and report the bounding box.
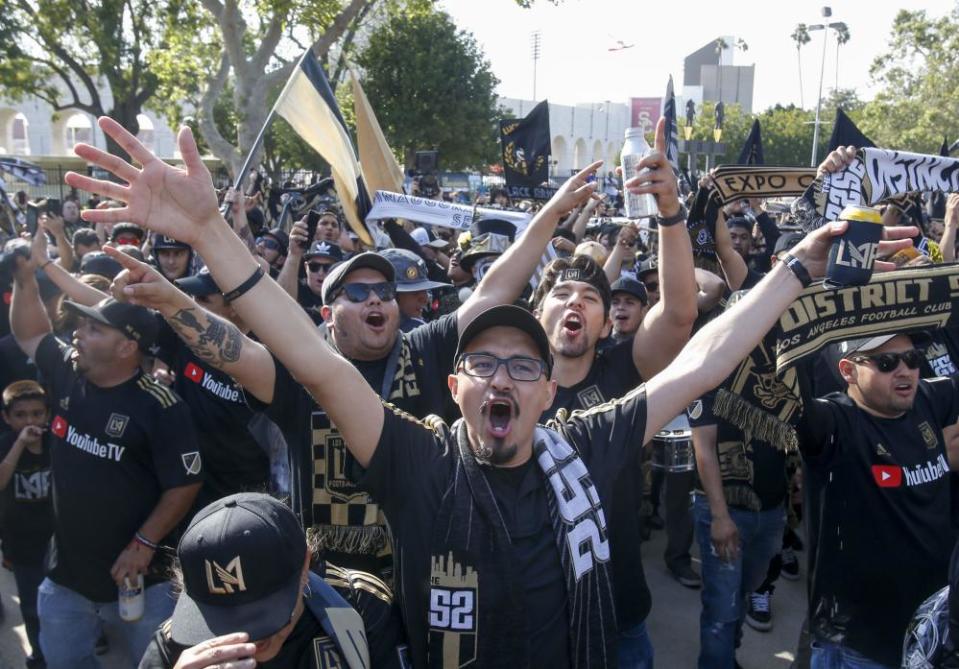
[621,127,659,219]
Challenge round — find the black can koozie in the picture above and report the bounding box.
[824,205,883,289]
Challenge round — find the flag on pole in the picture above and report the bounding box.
[350,70,404,196]
[661,76,680,175]
[737,119,765,165]
[274,50,373,245]
[500,100,553,199]
[0,157,46,187]
[827,108,874,152]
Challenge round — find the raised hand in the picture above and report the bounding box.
[544,160,602,218]
[104,245,183,313]
[817,145,858,177]
[624,117,680,217]
[791,220,918,280]
[64,117,220,247]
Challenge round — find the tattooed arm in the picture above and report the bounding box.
[107,248,277,403]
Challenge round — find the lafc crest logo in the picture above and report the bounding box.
[918,421,939,450]
[105,413,129,438]
[205,557,246,594]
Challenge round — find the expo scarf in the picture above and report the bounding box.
[714,264,959,450]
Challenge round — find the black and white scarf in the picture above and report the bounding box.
[428,421,617,668]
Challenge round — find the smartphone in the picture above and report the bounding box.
[25,203,40,235]
[301,210,320,250]
[46,198,61,217]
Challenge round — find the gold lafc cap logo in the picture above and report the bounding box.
[205,556,247,595]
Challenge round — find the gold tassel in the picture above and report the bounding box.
[713,388,798,453]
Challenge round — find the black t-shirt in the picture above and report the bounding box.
[485,459,569,669]
[796,378,959,666]
[540,337,652,628]
[249,314,460,542]
[35,334,203,602]
[154,320,269,502]
[353,388,647,668]
[296,280,325,325]
[741,267,765,291]
[687,392,788,511]
[0,432,53,565]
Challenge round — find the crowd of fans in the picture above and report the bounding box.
[0,116,958,669]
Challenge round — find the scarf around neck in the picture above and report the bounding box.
[427,420,617,668]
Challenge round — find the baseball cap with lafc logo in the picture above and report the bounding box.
[170,493,308,646]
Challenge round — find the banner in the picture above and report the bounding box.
[350,71,404,196]
[710,166,816,203]
[714,263,959,451]
[629,97,662,133]
[366,190,531,232]
[500,100,551,200]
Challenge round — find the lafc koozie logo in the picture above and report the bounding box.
[835,238,879,270]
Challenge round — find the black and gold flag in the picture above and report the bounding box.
[500,100,553,200]
[827,108,874,152]
[737,119,765,165]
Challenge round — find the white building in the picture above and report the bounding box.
[498,97,630,180]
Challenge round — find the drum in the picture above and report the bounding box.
[651,413,695,473]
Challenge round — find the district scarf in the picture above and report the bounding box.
[428,421,617,668]
[307,329,420,557]
[714,264,959,450]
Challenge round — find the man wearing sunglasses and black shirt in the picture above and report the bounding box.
[796,332,959,668]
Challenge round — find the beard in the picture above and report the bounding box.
[471,437,518,466]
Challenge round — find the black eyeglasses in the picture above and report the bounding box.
[643,281,659,292]
[850,349,923,373]
[306,262,332,274]
[255,237,280,251]
[333,282,396,303]
[458,353,546,381]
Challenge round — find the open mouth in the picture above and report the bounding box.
[365,312,386,328]
[562,313,583,336]
[894,382,914,394]
[483,398,516,438]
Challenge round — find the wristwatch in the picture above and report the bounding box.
[655,204,688,227]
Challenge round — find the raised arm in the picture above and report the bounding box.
[640,220,917,445]
[942,194,959,263]
[456,161,602,333]
[603,223,637,283]
[105,248,278,404]
[31,227,108,306]
[10,247,50,361]
[67,118,384,468]
[277,217,307,299]
[41,214,76,271]
[629,118,698,379]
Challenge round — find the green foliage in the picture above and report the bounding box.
[858,7,959,153]
[355,8,503,170]
[0,0,197,138]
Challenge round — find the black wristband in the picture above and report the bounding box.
[223,265,265,302]
[655,204,688,227]
[782,253,813,288]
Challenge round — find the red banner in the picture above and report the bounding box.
[630,98,662,133]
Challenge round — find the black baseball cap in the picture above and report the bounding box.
[79,251,123,280]
[321,251,396,306]
[62,297,158,351]
[455,304,553,378]
[636,257,658,279]
[610,276,648,306]
[176,268,220,297]
[304,241,344,263]
[772,231,805,257]
[726,216,752,231]
[170,493,307,646]
[381,248,451,292]
[153,235,191,251]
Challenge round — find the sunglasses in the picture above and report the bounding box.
[850,349,923,373]
[306,262,332,274]
[255,237,280,251]
[643,281,659,292]
[458,353,546,382]
[334,282,396,303]
[114,235,141,245]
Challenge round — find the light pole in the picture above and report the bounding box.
[807,7,848,166]
[530,31,542,100]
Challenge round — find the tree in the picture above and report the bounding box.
[0,0,200,157]
[355,8,503,170]
[858,7,959,153]
[791,24,811,108]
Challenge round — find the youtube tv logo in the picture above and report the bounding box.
[184,363,205,384]
[872,465,902,488]
[51,415,68,439]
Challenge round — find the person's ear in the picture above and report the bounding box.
[838,358,857,385]
[320,305,332,322]
[448,374,459,400]
[600,316,612,339]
